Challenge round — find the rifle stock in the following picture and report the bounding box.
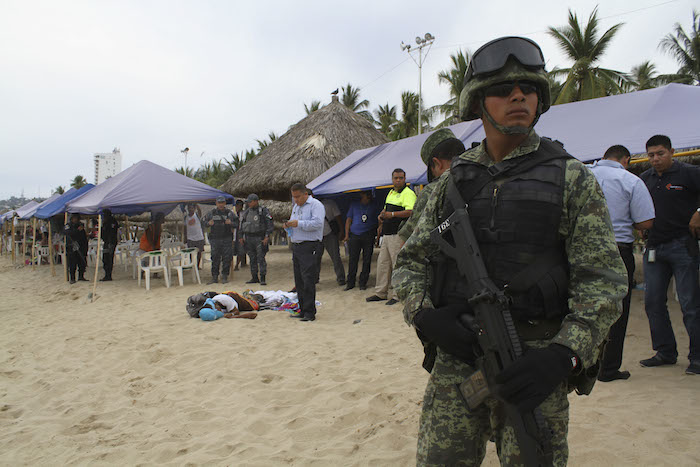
[430,204,553,467]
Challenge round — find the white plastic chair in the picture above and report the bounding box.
[170,247,201,286]
[34,245,50,265]
[137,250,170,290]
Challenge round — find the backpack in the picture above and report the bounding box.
[186,291,218,318]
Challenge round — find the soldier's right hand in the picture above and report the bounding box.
[414,305,478,364]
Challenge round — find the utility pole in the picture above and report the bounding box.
[181,147,190,176]
[401,33,435,135]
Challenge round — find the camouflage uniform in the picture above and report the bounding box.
[393,131,627,466]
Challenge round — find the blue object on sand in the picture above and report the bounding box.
[200,308,224,321]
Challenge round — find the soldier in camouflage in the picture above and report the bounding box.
[398,128,466,244]
[392,36,628,466]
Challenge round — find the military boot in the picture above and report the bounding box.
[260,275,267,286]
[221,275,228,284]
[207,276,218,285]
[246,276,259,284]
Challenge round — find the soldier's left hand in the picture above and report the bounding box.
[689,212,700,238]
[495,344,576,413]
[225,219,232,225]
[262,237,269,246]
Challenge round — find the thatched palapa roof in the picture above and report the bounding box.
[220,96,390,201]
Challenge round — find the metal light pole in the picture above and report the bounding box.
[401,33,435,135]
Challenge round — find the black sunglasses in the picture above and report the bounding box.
[483,80,539,98]
[466,36,545,81]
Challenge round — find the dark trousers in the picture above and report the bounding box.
[644,237,700,362]
[68,251,86,280]
[245,235,268,278]
[347,231,374,287]
[210,238,233,278]
[293,241,320,318]
[600,243,634,375]
[317,232,346,283]
[102,244,117,279]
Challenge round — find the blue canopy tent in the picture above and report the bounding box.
[34,185,93,219]
[309,84,700,196]
[66,160,234,215]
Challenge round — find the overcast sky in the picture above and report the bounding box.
[0,0,696,200]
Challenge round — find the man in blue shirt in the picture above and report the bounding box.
[589,145,655,381]
[284,183,325,322]
[640,135,700,375]
[343,191,378,291]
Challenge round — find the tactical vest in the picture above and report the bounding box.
[209,209,234,240]
[241,207,267,235]
[433,138,572,325]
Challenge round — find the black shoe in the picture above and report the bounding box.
[338,279,346,286]
[246,277,259,284]
[385,299,399,306]
[300,315,316,322]
[99,276,112,282]
[260,275,266,286]
[598,370,631,382]
[344,284,355,291]
[686,361,700,375]
[221,275,228,284]
[359,285,367,290]
[366,295,385,302]
[78,276,88,281]
[69,278,76,284]
[640,355,676,367]
[207,277,218,285]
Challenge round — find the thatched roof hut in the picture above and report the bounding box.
[220,96,390,201]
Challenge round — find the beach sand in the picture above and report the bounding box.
[1,247,699,466]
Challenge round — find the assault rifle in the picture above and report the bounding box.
[430,182,554,467]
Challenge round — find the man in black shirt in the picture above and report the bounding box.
[100,209,120,281]
[65,213,88,283]
[640,134,700,375]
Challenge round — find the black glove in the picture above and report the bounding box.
[495,344,575,413]
[414,305,479,364]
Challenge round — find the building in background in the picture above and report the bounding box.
[94,148,122,184]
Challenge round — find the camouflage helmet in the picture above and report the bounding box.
[420,128,458,166]
[459,36,550,123]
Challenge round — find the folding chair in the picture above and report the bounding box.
[137,250,170,290]
[170,247,201,286]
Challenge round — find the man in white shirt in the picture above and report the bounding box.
[184,203,205,267]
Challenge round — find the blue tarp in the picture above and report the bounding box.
[34,185,94,219]
[66,160,234,215]
[309,84,700,196]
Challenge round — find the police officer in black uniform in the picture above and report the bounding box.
[100,209,120,281]
[64,213,88,284]
[239,193,274,285]
[203,196,238,284]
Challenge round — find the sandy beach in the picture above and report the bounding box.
[1,247,699,466]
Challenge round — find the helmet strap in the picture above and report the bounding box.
[479,98,542,135]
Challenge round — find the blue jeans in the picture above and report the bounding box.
[643,237,700,362]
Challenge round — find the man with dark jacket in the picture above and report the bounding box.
[65,213,88,284]
[239,193,274,285]
[100,209,120,281]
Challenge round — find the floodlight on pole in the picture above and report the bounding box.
[400,33,435,134]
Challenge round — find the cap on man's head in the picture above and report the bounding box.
[421,129,459,166]
[246,193,259,202]
[235,199,243,205]
[216,195,227,203]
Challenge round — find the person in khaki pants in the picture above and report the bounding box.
[366,168,416,306]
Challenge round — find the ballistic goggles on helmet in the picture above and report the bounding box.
[465,36,545,81]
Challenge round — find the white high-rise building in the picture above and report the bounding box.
[94,148,122,184]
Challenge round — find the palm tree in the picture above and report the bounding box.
[304,100,321,115]
[389,91,431,140]
[70,175,87,189]
[546,70,566,104]
[175,167,194,177]
[53,186,65,195]
[341,83,373,121]
[659,10,700,85]
[434,49,470,127]
[627,61,662,91]
[255,131,279,153]
[374,103,398,138]
[547,8,628,104]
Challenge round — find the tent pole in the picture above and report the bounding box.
[22,221,27,265]
[49,219,55,276]
[32,218,37,270]
[91,214,102,303]
[11,216,16,264]
[125,217,130,241]
[63,213,68,282]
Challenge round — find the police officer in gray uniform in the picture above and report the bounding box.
[203,195,238,285]
[239,193,274,285]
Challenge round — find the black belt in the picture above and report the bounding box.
[617,242,633,249]
[293,240,321,245]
